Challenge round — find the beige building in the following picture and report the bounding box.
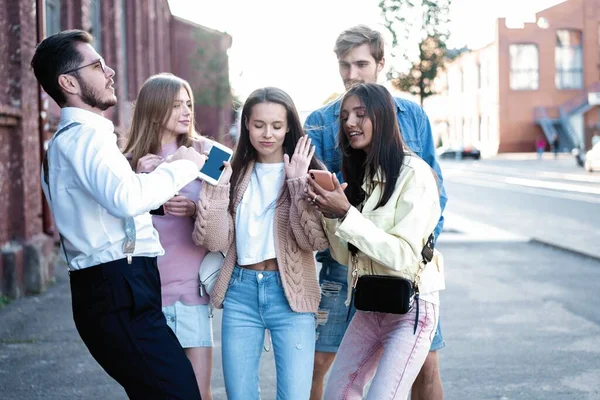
[426,0,600,155]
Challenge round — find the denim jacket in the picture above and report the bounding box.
[304,96,447,257]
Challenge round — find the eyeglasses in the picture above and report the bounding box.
[62,58,106,75]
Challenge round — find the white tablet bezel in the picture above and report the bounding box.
[198,141,233,186]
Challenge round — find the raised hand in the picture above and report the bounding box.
[284,136,315,180]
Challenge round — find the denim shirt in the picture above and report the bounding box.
[304,96,447,250]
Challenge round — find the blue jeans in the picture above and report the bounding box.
[221,266,315,400]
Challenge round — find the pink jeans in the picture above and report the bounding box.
[324,299,438,400]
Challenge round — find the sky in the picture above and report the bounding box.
[168,0,566,111]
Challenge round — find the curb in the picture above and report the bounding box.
[529,238,600,263]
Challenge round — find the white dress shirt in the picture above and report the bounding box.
[41,107,200,270]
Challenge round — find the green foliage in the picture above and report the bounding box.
[379,0,452,105]
[191,30,232,108]
[0,296,10,309]
[392,35,446,106]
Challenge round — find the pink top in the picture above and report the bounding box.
[153,142,208,306]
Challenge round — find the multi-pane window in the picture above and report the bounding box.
[45,0,61,36]
[555,29,583,89]
[509,44,539,90]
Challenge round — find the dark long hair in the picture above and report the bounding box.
[338,83,405,210]
[229,87,323,213]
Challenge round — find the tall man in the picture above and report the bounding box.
[31,30,205,399]
[304,25,448,400]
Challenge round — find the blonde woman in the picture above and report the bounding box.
[122,73,216,400]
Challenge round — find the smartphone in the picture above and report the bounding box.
[309,169,335,191]
[199,142,233,185]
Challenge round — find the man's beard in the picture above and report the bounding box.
[77,77,117,111]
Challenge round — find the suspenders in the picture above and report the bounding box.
[42,122,137,266]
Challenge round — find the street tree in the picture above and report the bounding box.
[379,0,452,106]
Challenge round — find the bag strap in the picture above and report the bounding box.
[347,232,434,289]
[43,122,82,264]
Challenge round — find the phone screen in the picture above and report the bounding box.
[200,145,231,182]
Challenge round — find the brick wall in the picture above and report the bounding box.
[0,0,233,299]
[0,0,55,299]
[170,17,233,142]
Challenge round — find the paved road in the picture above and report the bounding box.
[440,154,600,259]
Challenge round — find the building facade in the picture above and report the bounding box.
[0,0,233,299]
[427,0,600,155]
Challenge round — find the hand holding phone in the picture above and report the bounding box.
[199,142,234,185]
[309,169,335,191]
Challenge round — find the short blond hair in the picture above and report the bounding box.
[334,25,385,62]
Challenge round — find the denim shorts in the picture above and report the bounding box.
[315,251,445,352]
[162,301,214,348]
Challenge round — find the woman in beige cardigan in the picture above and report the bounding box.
[192,87,329,400]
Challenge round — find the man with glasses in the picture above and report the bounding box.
[31,30,205,399]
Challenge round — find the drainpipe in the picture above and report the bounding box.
[36,0,54,235]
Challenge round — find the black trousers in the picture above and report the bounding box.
[70,257,201,400]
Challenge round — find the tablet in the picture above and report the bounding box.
[199,141,233,185]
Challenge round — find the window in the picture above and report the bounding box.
[509,44,539,90]
[90,0,102,52]
[45,0,61,36]
[555,29,583,89]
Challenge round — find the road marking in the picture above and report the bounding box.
[448,176,600,204]
[442,163,600,184]
[439,212,529,243]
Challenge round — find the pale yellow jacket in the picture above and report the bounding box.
[323,155,445,305]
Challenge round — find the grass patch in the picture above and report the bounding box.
[0,296,10,309]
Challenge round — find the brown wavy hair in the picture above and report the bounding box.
[122,73,199,168]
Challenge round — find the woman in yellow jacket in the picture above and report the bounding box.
[306,83,445,399]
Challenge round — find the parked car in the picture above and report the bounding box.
[584,142,600,172]
[436,145,481,160]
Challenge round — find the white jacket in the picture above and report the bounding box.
[323,155,445,305]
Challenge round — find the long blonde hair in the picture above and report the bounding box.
[123,73,199,168]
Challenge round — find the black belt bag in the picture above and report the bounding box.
[354,274,415,314]
[349,233,435,333]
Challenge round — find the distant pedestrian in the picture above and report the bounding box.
[192,87,329,399]
[122,73,218,400]
[536,135,546,159]
[552,134,560,159]
[32,30,205,399]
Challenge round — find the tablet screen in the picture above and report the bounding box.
[200,145,231,182]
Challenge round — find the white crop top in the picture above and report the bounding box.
[235,162,285,265]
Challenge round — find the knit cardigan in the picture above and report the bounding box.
[192,160,329,313]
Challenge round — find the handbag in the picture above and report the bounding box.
[349,233,435,333]
[198,251,225,297]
